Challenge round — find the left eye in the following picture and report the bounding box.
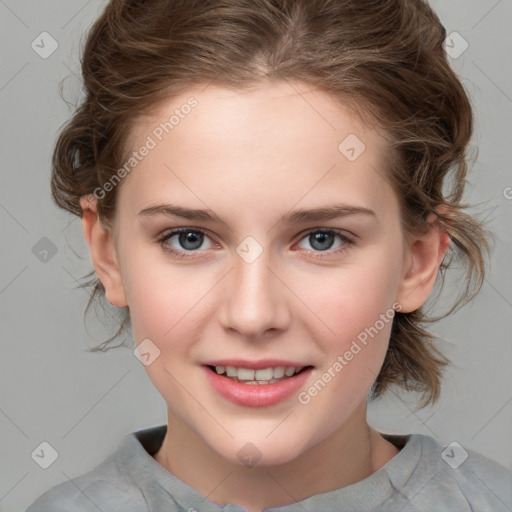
[296,230,352,253]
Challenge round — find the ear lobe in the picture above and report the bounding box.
[79,195,128,308]
[396,215,451,313]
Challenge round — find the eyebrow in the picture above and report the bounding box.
[138,203,376,226]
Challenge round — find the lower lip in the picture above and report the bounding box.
[203,366,313,407]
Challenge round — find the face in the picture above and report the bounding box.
[98,81,417,466]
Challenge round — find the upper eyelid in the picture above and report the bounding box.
[159,226,214,241]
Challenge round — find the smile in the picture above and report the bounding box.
[209,365,309,384]
[203,364,314,407]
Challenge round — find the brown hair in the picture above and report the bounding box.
[52,0,489,409]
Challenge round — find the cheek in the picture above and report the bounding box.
[120,245,212,347]
[291,246,403,406]
[123,258,213,406]
[295,256,401,345]
[295,262,399,426]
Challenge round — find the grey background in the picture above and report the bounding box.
[1,1,511,510]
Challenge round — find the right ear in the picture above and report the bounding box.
[79,195,128,307]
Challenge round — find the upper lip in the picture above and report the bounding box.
[202,359,313,370]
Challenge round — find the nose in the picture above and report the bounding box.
[218,249,291,340]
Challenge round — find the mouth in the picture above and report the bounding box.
[202,363,315,407]
[205,364,314,384]
[201,358,316,407]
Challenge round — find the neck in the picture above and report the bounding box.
[153,402,399,512]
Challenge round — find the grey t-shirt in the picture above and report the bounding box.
[26,424,512,512]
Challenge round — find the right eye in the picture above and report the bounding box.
[157,227,217,259]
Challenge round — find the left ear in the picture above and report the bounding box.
[396,212,451,313]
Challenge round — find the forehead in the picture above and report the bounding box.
[129,80,383,156]
[118,80,396,223]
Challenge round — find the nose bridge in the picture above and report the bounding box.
[220,244,290,337]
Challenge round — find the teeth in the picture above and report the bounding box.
[238,368,255,381]
[226,366,238,377]
[273,366,285,378]
[255,368,273,380]
[214,365,304,382]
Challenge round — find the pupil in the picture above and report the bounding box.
[311,232,334,251]
[179,231,203,250]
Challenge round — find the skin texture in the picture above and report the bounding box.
[80,80,450,512]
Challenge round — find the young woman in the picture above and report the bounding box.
[27,0,511,510]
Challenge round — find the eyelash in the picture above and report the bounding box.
[157,227,355,260]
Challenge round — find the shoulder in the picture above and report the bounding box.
[25,480,140,512]
[387,433,512,512]
[25,426,179,512]
[25,455,144,512]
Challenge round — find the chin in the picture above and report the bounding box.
[212,432,311,469]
